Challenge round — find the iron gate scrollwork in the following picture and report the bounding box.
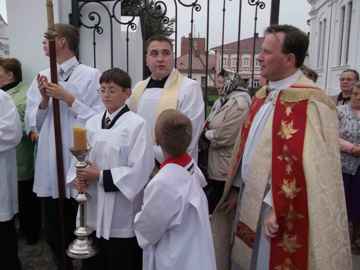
[70,0,276,110]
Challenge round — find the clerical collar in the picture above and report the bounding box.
[146,75,169,89]
[101,104,130,129]
[268,69,303,92]
[1,81,20,92]
[160,153,192,169]
[58,56,79,82]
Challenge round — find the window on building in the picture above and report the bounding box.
[228,56,232,66]
[345,1,353,64]
[338,6,345,65]
[338,1,353,65]
[222,56,228,68]
[317,18,326,68]
[317,21,322,67]
[231,57,237,67]
[243,57,249,66]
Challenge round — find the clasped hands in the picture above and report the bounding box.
[74,162,100,193]
[37,74,75,108]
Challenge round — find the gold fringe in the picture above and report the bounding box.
[280,88,336,110]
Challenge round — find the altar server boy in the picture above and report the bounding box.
[67,68,154,270]
[134,109,216,270]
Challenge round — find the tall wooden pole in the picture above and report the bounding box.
[45,1,67,269]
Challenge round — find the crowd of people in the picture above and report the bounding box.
[0,22,358,270]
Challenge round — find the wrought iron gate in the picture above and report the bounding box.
[70,0,277,107]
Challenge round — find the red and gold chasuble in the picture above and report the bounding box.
[231,84,321,270]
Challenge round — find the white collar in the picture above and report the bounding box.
[105,104,126,121]
[268,69,303,91]
[59,56,79,74]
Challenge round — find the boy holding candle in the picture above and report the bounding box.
[67,68,154,270]
[134,109,216,270]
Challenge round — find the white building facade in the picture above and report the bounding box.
[0,14,9,57]
[6,0,143,85]
[307,0,360,95]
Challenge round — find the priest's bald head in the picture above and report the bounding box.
[155,109,192,158]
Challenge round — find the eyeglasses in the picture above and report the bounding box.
[97,88,119,96]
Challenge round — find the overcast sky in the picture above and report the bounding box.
[173,0,311,49]
[0,0,311,48]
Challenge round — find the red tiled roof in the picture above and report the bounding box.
[176,53,216,73]
[211,37,264,54]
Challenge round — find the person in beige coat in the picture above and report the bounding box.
[203,70,250,270]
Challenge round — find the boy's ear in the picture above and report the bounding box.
[125,88,131,97]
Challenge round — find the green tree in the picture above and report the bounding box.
[121,0,174,40]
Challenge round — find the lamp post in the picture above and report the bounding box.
[248,0,265,90]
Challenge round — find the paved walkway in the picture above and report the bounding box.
[18,235,360,270]
[18,235,81,270]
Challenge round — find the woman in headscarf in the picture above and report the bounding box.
[203,70,251,270]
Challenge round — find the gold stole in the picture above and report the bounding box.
[128,69,184,121]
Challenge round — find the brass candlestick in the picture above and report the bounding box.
[67,147,98,259]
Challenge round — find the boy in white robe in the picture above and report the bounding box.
[25,24,103,269]
[134,109,216,270]
[0,89,22,269]
[67,68,154,270]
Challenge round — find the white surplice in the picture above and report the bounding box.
[134,161,216,270]
[133,70,205,162]
[25,57,104,198]
[67,110,154,240]
[0,90,22,221]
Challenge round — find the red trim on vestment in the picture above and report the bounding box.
[270,93,309,270]
[229,95,267,179]
[236,221,256,248]
[160,153,192,168]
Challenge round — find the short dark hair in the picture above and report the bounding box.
[354,81,360,90]
[100,68,131,89]
[55,23,79,54]
[155,109,192,157]
[0,57,22,83]
[217,69,227,78]
[342,69,359,81]
[265,24,309,68]
[301,65,318,82]
[145,35,173,53]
